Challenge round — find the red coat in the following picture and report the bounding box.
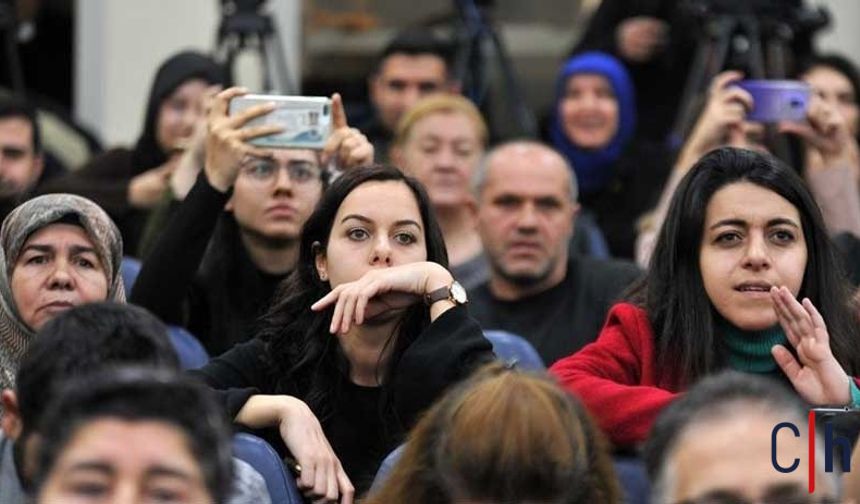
[551,302,860,448]
[549,302,681,448]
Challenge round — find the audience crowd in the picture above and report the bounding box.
[2,3,860,503]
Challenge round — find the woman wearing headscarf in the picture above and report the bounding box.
[38,51,226,256]
[0,194,124,389]
[548,51,671,259]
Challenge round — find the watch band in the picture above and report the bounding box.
[425,285,452,306]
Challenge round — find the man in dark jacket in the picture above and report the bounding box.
[468,141,641,366]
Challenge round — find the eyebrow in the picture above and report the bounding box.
[21,243,98,255]
[708,217,800,230]
[340,214,422,229]
[66,461,114,476]
[145,465,195,482]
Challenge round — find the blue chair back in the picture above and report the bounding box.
[120,257,142,292]
[614,456,650,504]
[484,330,545,370]
[232,433,304,504]
[167,326,210,370]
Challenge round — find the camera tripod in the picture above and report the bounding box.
[215,0,296,93]
[668,13,793,149]
[451,0,537,139]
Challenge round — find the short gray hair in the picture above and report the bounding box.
[471,140,578,204]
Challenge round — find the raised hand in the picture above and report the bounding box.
[780,93,860,176]
[321,93,374,169]
[310,262,453,334]
[204,87,283,192]
[769,286,852,406]
[616,16,669,63]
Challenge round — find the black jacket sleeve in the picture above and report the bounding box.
[392,305,494,427]
[189,337,272,419]
[129,173,229,326]
[571,0,628,56]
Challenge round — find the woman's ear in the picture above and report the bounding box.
[313,241,328,281]
[1,389,23,439]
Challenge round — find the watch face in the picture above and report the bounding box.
[451,281,468,304]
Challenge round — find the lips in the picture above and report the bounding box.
[39,300,75,313]
[507,241,543,255]
[734,282,774,294]
[265,203,297,218]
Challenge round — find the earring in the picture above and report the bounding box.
[319,271,328,281]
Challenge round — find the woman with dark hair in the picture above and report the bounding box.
[551,147,860,448]
[194,164,493,501]
[548,51,670,259]
[39,51,226,255]
[366,362,622,504]
[798,54,860,141]
[789,54,860,285]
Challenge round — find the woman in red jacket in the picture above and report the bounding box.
[550,146,860,448]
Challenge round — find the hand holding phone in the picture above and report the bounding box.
[229,95,333,150]
[733,80,811,123]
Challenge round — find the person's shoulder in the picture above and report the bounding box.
[571,255,642,282]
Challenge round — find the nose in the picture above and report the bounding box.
[402,86,422,109]
[435,146,457,168]
[369,235,393,267]
[741,233,771,271]
[514,202,539,233]
[272,165,294,194]
[47,261,75,291]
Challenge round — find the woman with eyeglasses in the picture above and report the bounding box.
[130,87,374,356]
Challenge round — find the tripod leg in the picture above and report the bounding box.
[485,25,537,138]
[267,22,297,94]
[668,17,735,149]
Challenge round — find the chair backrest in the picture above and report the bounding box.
[613,455,651,504]
[484,330,545,370]
[369,444,404,494]
[232,433,304,504]
[167,325,210,370]
[120,256,142,293]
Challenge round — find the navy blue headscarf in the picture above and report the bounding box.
[550,52,636,196]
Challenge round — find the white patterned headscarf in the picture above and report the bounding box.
[0,194,125,390]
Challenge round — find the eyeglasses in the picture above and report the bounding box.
[240,159,322,185]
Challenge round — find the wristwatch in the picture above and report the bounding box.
[425,280,468,306]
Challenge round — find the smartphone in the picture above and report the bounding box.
[228,94,332,149]
[733,80,811,123]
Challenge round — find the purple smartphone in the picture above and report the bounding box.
[734,80,811,122]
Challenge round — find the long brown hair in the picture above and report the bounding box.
[366,363,621,504]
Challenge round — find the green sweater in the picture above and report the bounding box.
[720,320,860,407]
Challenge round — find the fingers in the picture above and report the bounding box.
[804,297,827,331]
[211,87,248,119]
[337,467,355,504]
[771,286,801,348]
[321,127,373,168]
[311,289,338,312]
[772,344,803,381]
[710,70,744,95]
[331,93,348,130]
[227,101,278,129]
[236,123,284,141]
[771,286,816,346]
[721,87,754,114]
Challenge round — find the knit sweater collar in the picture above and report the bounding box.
[717,317,787,374]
